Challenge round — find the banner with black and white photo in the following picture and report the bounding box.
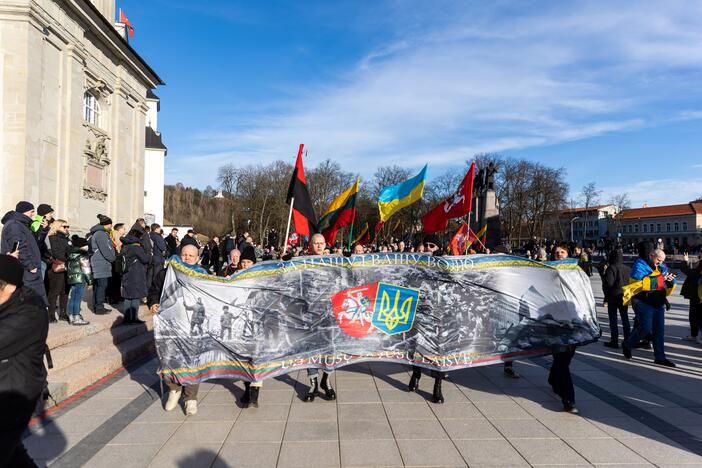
[154,254,599,385]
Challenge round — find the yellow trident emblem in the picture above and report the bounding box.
[372,283,419,335]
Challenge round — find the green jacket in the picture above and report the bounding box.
[66,249,93,286]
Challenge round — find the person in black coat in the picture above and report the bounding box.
[0,202,47,306]
[47,220,71,323]
[603,249,631,348]
[0,255,48,468]
[681,252,702,343]
[120,230,150,324]
[148,224,167,293]
[179,230,200,252]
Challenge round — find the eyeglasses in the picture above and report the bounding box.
[62,225,70,229]
[424,243,437,249]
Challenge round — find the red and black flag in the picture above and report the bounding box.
[119,9,135,38]
[286,144,318,237]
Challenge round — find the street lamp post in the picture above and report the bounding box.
[570,216,580,243]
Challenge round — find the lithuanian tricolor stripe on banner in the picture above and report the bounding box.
[318,177,360,244]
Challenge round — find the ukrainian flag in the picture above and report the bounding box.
[377,165,427,222]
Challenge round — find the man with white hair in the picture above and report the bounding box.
[220,248,241,277]
[304,233,336,402]
[622,243,676,367]
[148,244,208,415]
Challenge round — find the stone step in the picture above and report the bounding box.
[47,330,156,405]
[46,304,153,350]
[47,318,154,373]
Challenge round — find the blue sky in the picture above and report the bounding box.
[122,0,702,207]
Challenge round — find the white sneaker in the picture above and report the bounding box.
[697,336,702,345]
[164,389,182,412]
[185,399,198,416]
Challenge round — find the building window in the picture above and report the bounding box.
[683,221,688,231]
[643,224,648,233]
[666,223,671,232]
[650,223,654,233]
[674,222,679,232]
[83,92,101,127]
[656,223,661,232]
[634,224,639,233]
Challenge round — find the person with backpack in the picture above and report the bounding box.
[89,214,116,315]
[603,249,631,348]
[66,235,91,326]
[120,229,150,325]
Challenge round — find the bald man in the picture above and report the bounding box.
[148,244,209,415]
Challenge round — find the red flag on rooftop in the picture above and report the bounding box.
[422,162,475,233]
[119,8,135,38]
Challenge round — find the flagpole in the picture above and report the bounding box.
[284,198,294,253]
[348,209,356,251]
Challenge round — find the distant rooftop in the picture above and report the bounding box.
[620,202,702,220]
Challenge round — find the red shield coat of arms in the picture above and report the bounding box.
[330,284,379,338]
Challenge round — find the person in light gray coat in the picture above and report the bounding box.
[89,214,115,314]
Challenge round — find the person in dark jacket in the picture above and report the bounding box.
[179,229,200,252]
[149,224,167,290]
[603,249,631,348]
[0,255,48,468]
[0,201,47,306]
[120,230,150,325]
[208,237,221,274]
[681,251,702,344]
[89,214,116,314]
[148,244,206,415]
[622,243,676,367]
[46,219,71,323]
[31,203,54,281]
[132,218,153,260]
[165,228,179,258]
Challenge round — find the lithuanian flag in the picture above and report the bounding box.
[319,177,360,245]
[377,165,427,222]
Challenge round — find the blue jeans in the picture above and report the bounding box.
[92,277,108,311]
[623,299,666,361]
[68,283,86,316]
[123,298,141,320]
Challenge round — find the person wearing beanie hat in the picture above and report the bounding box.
[0,254,49,467]
[236,245,263,408]
[30,203,55,234]
[422,234,441,255]
[89,214,116,314]
[239,245,257,268]
[1,202,46,306]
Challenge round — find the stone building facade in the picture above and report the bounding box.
[0,0,163,233]
[618,202,702,251]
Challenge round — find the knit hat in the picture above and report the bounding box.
[240,246,257,264]
[37,204,54,216]
[71,235,89,248]
[15,201,34,214]
[422,234,441,246]
[97,214,113,226]
[0,255,24,287]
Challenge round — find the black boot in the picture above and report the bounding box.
[241,382,251,408]
[432,376,444,404]
[250,386,259,408]
[304,377,319,402]
[407,368,421,392]
[320,372,336,400]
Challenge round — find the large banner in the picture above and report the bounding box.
[154,254,599,385]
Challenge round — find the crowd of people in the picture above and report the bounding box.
[1,198,700,466]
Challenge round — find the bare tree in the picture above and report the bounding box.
[579,182,602,245]
[608,192,631,238]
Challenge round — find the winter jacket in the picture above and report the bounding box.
[630,257,675,308]
[681,261,702,303]
[165,234,179,257]
[89,224,116,279]
[131,223,153,262]
[179,234,199,251]
[67,247,93,286]
[48,231,70,262]
[0,289,48,425]
[150,231,167,266]
[120,235,150,299]
[603,250,631,299]
[0,211,46,303]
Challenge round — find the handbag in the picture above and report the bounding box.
[51,259,66,273]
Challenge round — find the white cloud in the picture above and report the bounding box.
[166,1,702,188]
[600,178,702,208]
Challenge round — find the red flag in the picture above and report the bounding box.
[422,162,475,233]
[286,144,318,237]
[449,222,471,255]
[119,9,135,38]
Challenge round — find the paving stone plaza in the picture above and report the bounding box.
[26,275,702,467]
